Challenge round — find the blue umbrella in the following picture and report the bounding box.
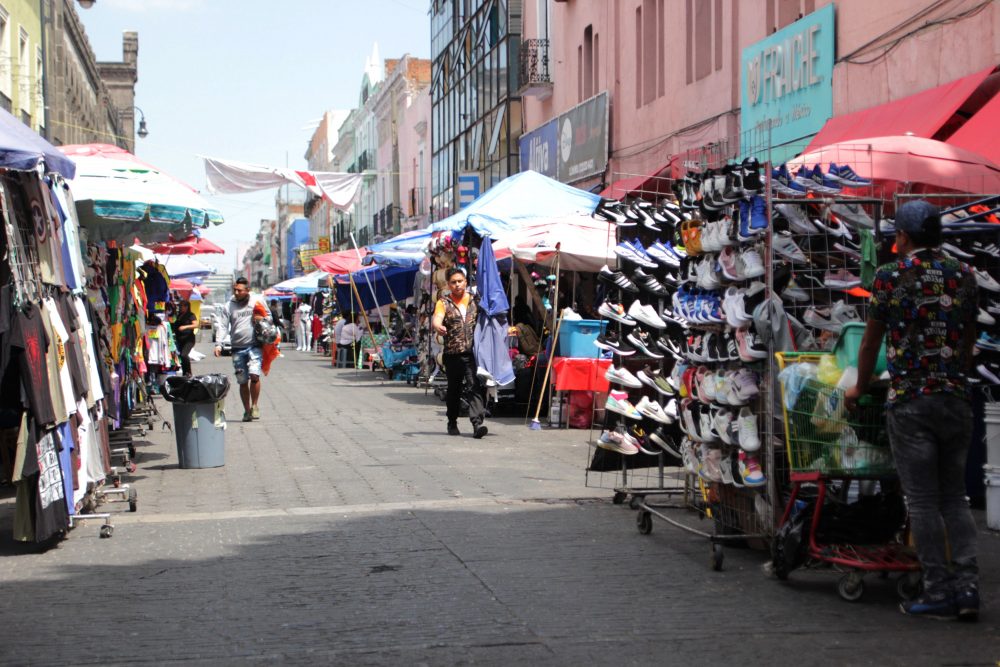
[474,236,514,386]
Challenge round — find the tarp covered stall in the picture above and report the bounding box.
[490,215,617,273]
[363,228,433,268]
[154,254,217,280]
[273,270,330,295]
[334,265,418,312]
[311,248,367,275]
[430,170,601,237]
[0,110,75,177]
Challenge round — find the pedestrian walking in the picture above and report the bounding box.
[173,299,199,376]
[214,277,266,422]
[432,267,487,438]
[845,200,980,621]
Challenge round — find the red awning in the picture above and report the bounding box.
[310,248,366,275]
[805,66,995,152]
[600,159,677,200]
[947,90,1000,168]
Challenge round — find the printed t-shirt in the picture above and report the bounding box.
[42,298,76,418]
[10,304,56,426]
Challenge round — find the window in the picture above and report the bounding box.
[18,28,28,113]
[0,6,10,102]
[583,25,593,100]
[685,0,724,84]
[35,46,42,131]
[634,7,641,107]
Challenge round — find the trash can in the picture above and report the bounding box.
[161,374,231,469]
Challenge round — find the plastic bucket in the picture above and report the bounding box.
[985,464,1000,531]
[557,319,606,358]
[172,401,226,469]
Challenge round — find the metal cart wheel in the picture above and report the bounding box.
[99,525,114,539]
[128,488,138,513]
[837,573,865,602]
[896,572,922,601]
[612,492,627,505]
[628,495,643,510]
[711,544,724,571]
[636,511,653,535]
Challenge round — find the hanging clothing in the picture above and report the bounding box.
[10,303,57,427]
[42,297,77,417]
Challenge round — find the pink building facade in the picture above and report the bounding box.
[519,0,1000,189]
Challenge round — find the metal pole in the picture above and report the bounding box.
[348,232,388,331]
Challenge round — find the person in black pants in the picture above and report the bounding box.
[431,267,487,438]
[174,299,199,376]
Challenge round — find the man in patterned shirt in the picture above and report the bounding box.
[846,200,979,621]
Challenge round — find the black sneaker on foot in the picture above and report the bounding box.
[955,586,980,622]
[448,424,460,436]
[473,424,488,439]
[900,594,957,620]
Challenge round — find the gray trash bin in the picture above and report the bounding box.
[172,400,226,468]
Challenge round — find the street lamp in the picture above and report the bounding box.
[77,0,95,8]
[135,106,148,138]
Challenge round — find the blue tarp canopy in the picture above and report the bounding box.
[334,264,418,311]
[429,170,601,237]
[0,107,75,178]
[363,228,432,268]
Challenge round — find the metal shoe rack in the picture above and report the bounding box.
[585,130,906,571]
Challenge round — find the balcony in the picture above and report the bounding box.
[517,39,553,99]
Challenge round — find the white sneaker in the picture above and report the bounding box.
[636,395,673,424]
[737,407,761,452]
[714,408,735,446]
[741,247,765,279]
[627,300,667,329]
[975,268,1000,292]
[773,232,809,264]
[776,203,817,234]
[605,364,642,388]
[696,257,722,290]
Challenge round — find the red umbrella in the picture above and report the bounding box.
[169,279,195,298]
[144,234,225,255]
[311,248,366,275]
[788,135,1000,196]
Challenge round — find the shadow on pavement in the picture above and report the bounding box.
[0,502,994,664]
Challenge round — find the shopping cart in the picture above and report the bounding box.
[774,352,920,602]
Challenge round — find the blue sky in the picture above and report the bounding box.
[79,0,430,273]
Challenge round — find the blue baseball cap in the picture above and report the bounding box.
[895,200,940,235]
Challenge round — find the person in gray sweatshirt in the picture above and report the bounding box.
[214,277,266,421]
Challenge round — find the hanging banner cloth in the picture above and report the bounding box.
[311,248,368,274]
[202,156,364,210]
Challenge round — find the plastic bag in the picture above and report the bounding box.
[817,354,842,386]
[161,374,231,404]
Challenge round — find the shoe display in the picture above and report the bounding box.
[627,328,664,358]
[627,299,667,329]
[974,268,1000,292]
[636,395,673,424]
[597,429,639,455]
[649,427,681,457]
[739,451,766,487]
[598,300,637,325]
[773,232,809,263]
[605,363,643,388]
[598,264,640,293]
[824,268,862,289]
[606,390,642,419]
[827,162,871,186]
[737,407,761,452]
[594,330,635,355]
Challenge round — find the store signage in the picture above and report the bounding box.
[518,91,609,183]
[519,119,558,178]
[740,4,834,157]
[318,237,330,253]
[458,172,481,209]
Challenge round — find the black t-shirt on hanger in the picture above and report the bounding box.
[9,303,56,426]
[56,293,88,402]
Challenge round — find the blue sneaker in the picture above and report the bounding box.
[828,162,872,186]
[738,198,752,239]
[804,165,842,194]
[771,164,797,195]
[955,586,980,622]
[749,195,769,231]
[900,594,957,620]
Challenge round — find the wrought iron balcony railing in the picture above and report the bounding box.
[518,38,552,98]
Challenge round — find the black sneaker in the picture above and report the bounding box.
[627,328,663,359]
[594,331,635,356]
[742,157,763,192]
[473,424,488,439]
[899,594,957,620]
[598,265,640,293]
[448,423,460,436]
[649,426,681,457]
[632,269,669,297]
[955,586,979,622]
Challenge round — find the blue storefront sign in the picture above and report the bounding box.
[518,119,558,179]
[741,4,835,161]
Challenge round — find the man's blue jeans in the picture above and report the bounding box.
[886,394,978,597]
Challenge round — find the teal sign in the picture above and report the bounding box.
[741,4,835,160]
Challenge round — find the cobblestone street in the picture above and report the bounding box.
[2,343,998,666]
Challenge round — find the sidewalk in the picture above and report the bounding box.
[0,342,997,665]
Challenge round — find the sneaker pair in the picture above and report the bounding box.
[735,326,769,362]
[598,265,639,294]
[594,330,636,356]
[605,363,642,388]
[597,429,639,455]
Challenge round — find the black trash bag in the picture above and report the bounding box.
[161,374,231,404]
[773,499,814,578]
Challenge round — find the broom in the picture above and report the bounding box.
[530,246,562,430]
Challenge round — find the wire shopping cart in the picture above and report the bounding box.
[774,352,920,602]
